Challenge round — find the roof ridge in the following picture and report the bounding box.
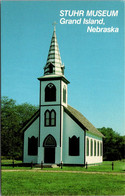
[68,104,96,129]
[65,105,104,138]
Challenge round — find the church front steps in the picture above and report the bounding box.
[34,164,59,168]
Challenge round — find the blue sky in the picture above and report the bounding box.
[1,1,124,135]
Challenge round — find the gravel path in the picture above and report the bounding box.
[2,169,125,175]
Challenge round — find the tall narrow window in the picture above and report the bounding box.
[44,110,56,126]
[63,85,66,103]
[100,142,102,156]
[69,136,79,156]
[44,110,50,126]
[91,139,93,156]
[45,83,56,102]
[97,141,99,156]
[51,110,56,126]
[28,136,38,156]
[87,138,89,156]
[94,140,96,156]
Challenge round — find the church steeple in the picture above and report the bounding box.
[44,24,65,76]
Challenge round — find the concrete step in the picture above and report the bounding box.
[34,164,59,168]
[51,164,59,168]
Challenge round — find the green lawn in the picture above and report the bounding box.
[1,160,125,195]
[1,159,22,165]
[2,160,125,173]
[55,160,125,172]
[2,170,125,195]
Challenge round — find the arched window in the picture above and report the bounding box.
[28,136,38,156]
[45,83,56,102]
[44,110,56,126]
[44,110,50,126]
[63,85,66,103]
[97,141,99,156]
[91,139,93,156]
[51,110,56,126]
[43,134,57,147]
[87,138,89,156]
[69,136,79,156]
[94,140,96,156]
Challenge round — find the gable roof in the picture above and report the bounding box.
[64,105,104,138]
[21,105,104,138]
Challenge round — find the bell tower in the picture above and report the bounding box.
[37,25,70,164]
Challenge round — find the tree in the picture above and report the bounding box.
[1,96,38,159]
[98,127,125,161]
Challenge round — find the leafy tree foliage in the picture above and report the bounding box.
[1,96,38,159]
[98,127,125,161]
[1,97,124,161]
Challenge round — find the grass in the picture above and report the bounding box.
[1,159,22,165]
[2,170,125,195]
[2,160,125,173]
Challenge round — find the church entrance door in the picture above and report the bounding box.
[43,134,57,164]
[44,147,55,163]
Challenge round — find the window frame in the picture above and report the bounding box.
[44,110,50,127]
[50,110,56,126]
[43,134,57,147]
[97,141,99,156]
[45,83,56,102]
[63,85,66,103]
[28,136,38,156]
[91,139,93,156]
[87,138,89,156]
[94,140,96,156]
[44,109,56,127]
[69,135,80,156]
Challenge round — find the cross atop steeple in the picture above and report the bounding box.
[52,21,57,31]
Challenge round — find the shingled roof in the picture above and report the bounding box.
[64,105,104,138]
[44,26,64,76]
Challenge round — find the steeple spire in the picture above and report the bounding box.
[44,24,65,76]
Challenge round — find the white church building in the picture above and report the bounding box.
[23,26,104,165]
